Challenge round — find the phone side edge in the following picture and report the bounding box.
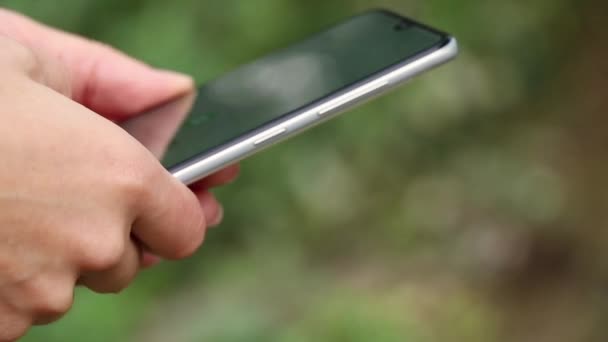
[172,37,458,185]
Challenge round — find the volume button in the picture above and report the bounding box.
[318,80,389,116]
[253,127,287,146]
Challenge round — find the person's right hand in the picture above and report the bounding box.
[0,19,214,342]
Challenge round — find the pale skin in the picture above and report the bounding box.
[0,8,239,341]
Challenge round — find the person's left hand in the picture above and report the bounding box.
[0,9,239,267]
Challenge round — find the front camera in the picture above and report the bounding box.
[393,21,410,31]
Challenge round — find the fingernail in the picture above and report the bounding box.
[154,69,195,91]
[209,205,224,227]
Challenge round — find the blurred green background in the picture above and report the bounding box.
[3,0,608,341]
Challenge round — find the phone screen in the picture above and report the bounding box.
[162,10,448,168]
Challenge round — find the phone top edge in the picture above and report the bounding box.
[171,36,458,185]
[371,8,452,40]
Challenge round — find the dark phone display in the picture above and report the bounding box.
[162,11,446,168]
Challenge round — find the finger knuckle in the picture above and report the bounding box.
[87,276,131,295]
[80,233,125,271]
[115,161,155,207]
[0,36,40,78]
[90,40,122,57]
[30,283,74,321]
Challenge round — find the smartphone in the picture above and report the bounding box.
[131,9,457,185]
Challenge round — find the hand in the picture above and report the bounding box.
[120,84,240,267]
[0,9,237,340]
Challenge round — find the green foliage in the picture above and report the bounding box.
[0,0,591,341]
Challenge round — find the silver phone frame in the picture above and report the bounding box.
[171,37,458,185]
